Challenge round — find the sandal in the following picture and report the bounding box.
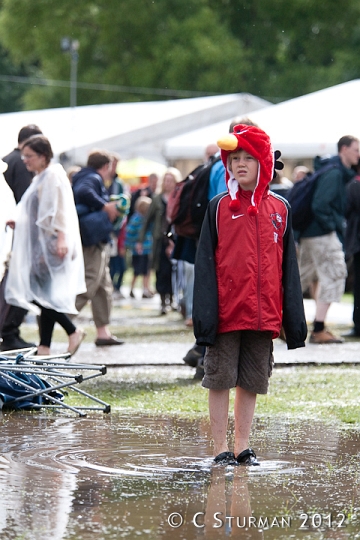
[236,448,260,466]
[214,451,237,465]
[67,329,86,356]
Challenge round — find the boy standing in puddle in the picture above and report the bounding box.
[193,124,307,466]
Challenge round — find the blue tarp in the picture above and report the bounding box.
[0,368,63,411]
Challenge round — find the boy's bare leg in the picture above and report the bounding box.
[233,386,257,456]
[208,388,230,456]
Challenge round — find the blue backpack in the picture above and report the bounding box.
[287,161,339,232]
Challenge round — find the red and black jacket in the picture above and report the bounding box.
[193,188,307,350]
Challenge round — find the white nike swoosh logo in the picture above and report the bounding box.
[232,214,245,219]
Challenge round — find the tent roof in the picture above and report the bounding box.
[0,93,270,165]
[163,79,360,160]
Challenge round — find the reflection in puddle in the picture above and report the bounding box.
[0,412,359,539]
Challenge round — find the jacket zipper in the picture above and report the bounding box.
[256,214,262,330]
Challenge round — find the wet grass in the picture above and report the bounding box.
[257,366,360,424]
[17,283,360,425]
[68,365,360,425]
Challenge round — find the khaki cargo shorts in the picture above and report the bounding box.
[298,232,347,304]
[202,330,274,394]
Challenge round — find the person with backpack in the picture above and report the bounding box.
[170,146,224,372]
[193,124,306,465]
[296,135,359,344]
[72,150,126,347]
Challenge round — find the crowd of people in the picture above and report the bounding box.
[1,123,359,353]
[1,120,360,467]
[0,124,194,355]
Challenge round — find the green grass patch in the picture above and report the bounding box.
[256,366,360,424]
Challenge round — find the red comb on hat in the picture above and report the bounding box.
[217,124,274,216]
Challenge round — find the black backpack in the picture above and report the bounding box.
[287,160,339,232]
[166,156,221,239]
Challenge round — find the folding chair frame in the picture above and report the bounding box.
[0,348,111,417]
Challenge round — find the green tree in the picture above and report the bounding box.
[0,0,248,110]
[2,0,360,111]
[0,44,31,112]
[209,0,360,99]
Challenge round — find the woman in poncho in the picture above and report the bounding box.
[5,135,86,356]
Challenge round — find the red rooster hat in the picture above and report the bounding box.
[217,124,275,216]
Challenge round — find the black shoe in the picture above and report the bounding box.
[183,344,203,367]
[95,335,125,346]
[214,452,237,465]
[341,328,360,338]
[0,336,37,351]
[236,448,260,466]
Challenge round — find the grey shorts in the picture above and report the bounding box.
[298,232,347,303]
[202,330,274,394]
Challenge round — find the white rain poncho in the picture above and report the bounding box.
[0,174,16,280]
[5,163,86,314]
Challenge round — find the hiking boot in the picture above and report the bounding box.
[183,344,203,367]
[309,329,343,344]
[193,358,204,380]
[0,337,36,351]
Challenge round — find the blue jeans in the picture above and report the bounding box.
[109,255,126,291]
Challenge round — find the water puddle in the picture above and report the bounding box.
[0,412,359,539]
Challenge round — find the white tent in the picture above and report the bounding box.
[163,79,360,161]
[0,93,270,165]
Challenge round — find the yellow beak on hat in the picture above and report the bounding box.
[216,134,238,151]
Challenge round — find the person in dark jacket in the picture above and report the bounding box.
[193,124,307,467]
[3,124,43,203]
[137,168,181,314]
[1,124,43,351]
[128,172,159,219]
[72,150,125,346]
[344,159,360,337]
[298,136,359,344]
